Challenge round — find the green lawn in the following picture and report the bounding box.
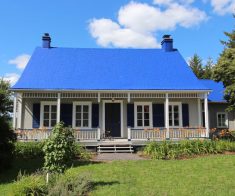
[1,155,235,195]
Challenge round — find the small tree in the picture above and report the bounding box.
[0,79,16,171]
[189,54,204,79]
[43,122,76,178]
[203,57,214,79]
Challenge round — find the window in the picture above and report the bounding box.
[135,102,152,128]
[41,102,57,128]
[168,103,182,127]
[217,112,228,128]
[73,102,91,128]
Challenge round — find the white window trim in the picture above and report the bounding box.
[166,102,182,128]
[40,101,57,129]
[72,102,92,129]
[134,102,153,128]
[217,112,228,128]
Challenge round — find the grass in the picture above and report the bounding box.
[0,155,235,195]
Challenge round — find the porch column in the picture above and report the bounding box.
[197,98,202,127]
[57,93,61,123]
[165,93,169,139]
[17,93,22,129]
[12,92,17,129]
[204,93,209,137]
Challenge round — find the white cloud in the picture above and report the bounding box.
[209,0,235,15]
[89,1,207,48]
[8,54,30,70]
[3,73,20,85]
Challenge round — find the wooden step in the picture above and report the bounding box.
[97,150,134,153]
[97,144,133,153]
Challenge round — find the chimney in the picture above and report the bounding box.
[161,35,173,52]
[42,33,51,48]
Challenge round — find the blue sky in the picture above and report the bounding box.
[0,0,234,84]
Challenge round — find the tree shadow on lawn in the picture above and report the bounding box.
[92,180,120,190]
[0,157,44,184]
[0,158,100,185]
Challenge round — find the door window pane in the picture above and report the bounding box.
[137,106,142,112]
[43,120,49,127]
[75,104,90,127]
[136,104,151,127]
[43,104,57,128]
[169,104,180,127]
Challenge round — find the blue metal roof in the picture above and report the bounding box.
[12,47,209,91]
[200,79,225,102]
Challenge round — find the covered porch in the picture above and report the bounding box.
[13,90,210,144]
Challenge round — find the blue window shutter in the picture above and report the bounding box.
[153,104,165,127]
[60,104,73,127]
[127,104,134,127]
[182,103,189,127]
[32,103,40,128]
[92,104,99,128]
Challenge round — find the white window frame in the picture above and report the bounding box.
[134,102,153,128]
[40,101,57,128]
[217,112,228,128]
[72,102,92,129]
[168,102,182,128]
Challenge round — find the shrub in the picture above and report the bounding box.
[211,128,235,141]
[43,122,76,174]
[144,140,235,160]
[48,173,92,196]
[0,116,16,172]
[74,144,91,160]
[11,172,47,196]
[14,142,44,158]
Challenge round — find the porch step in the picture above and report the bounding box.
[97,144,133,153]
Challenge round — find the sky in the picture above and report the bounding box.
[0,0,234,85]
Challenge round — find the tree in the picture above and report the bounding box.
[213,16,235,111]
[43,122,76,176]
[203,57,214,79]
[0,79,16,171]
[189,54,204,79]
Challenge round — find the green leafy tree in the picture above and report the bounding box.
[0,79,16,171]
[213,16,235,111]
[189,54,204,79]
[43,122,76,175]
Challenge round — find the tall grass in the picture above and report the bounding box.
[144,140,235,159]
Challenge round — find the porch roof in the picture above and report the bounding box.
[200,79,225,102]
[12,47,210,91]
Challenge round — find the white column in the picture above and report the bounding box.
[12,93,17,129]
[128,93,130,103]
[17,93,22,129]
[128,127,131,141]
[197,98,202,127]
[204,93,209,137]
[57,93,61,123]
[165,93,169,139]
[98,92,101,103]
[97,127,101,141]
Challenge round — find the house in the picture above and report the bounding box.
[12,34,212,145]
[200,79,235,130]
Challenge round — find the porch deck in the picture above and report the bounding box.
[15,127,207,146]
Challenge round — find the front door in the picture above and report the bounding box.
[105,103,121,137]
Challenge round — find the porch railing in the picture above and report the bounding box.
[15,128,100,141]
[129,128,167,140]
[129,127,207,140]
